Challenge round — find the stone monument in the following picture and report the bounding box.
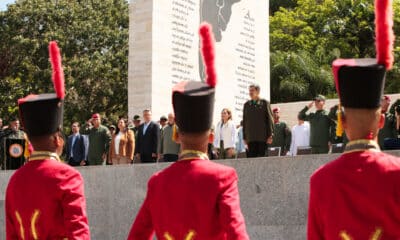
[128,0,269,124]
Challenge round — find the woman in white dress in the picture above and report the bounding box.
[289,115,310,156]
[213,108,236,159]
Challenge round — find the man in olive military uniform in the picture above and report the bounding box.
[131,115,141,136]
[378,95,397,149]
[243,84,274,158]
[299,95,336,154]
[270,107,291,156]
[83,113,111,165]
[0,118,29,170]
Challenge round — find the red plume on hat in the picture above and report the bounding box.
[199,22,217,88]
[375,0,395,70]
[49,41,65,99]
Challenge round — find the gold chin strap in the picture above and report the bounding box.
[179,150,209,161]
[28,151,61,162]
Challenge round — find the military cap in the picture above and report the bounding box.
[173,23,216,133]
[18,42,65,137]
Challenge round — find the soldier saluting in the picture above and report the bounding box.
[307,0,400,239]
[5,42,90,239]
[127,23,249,240]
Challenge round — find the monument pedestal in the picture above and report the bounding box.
[129,0,269,124]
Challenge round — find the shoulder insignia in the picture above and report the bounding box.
[31,209,40,240]
[14,209,41,240]
[340,228,382,240]
[163,230,196,240]
[15,211,25,240]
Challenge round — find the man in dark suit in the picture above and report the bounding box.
[135,109,160,163]
[66,122,88,166]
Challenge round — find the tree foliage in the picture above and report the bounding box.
[1,0,400,122]
[269,0,297,15]
[271,51,334,103]
[0,0,128,128]
[270,0,400,103]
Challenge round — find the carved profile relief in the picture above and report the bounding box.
[199,0,241,80]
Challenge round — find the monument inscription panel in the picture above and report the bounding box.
[170,0,197,84]
[129,0,269,124]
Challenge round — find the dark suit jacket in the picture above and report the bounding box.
[243,99,274,142]
[134,122,160,156]
[66,134,87,164]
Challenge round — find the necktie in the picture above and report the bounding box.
[143,123,149,135]
[71,135,77,157]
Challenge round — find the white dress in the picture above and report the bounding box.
[114,132,122,155]
[289,122,310,156]
[213,120,237,149]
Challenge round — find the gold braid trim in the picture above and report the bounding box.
[28,151,61,162]
[343,140,380,154]
[30,209,40,240]
[179,150,209,161]
[371,228,383,240]
[15,211,25,240]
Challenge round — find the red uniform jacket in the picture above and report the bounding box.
[308,150,400,240]
[6,159,90,239]
[127,158,249,240]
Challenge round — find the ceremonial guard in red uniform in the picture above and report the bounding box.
[127,23,249,240]
[307,0,400,239]
[5,42,90,239]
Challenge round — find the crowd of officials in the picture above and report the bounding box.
[1,85,400,170]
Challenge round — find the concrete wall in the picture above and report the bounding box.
[2,151,400,239]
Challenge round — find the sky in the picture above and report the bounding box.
[0,0,16,11]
